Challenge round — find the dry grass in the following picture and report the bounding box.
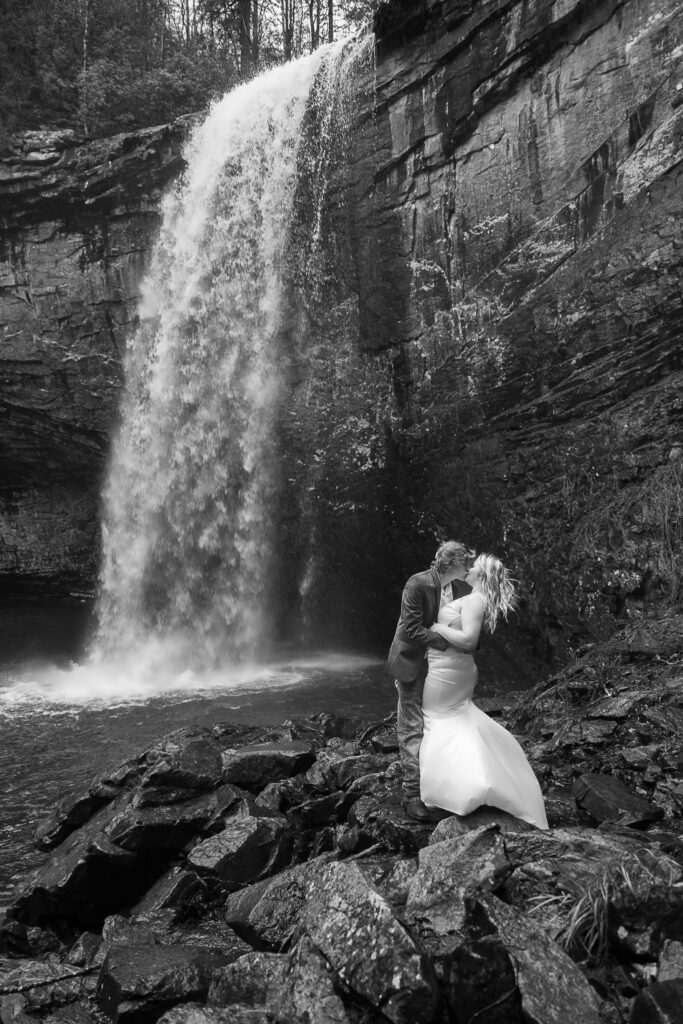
[526,849,682,964]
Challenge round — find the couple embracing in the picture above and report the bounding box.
[386,540,548,829]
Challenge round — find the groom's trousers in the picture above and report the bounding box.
[395,667,426,799]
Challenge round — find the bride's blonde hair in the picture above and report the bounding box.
[472,553,518,632]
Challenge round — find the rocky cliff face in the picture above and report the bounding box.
[0,120,192,596]
[285,0,683,666]
[1,0,681,671]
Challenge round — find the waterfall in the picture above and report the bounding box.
[95,41,362,667]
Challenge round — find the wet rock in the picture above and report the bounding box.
[267,936,350,1024]
[429,806,538,843]
[573,773,665,827]
[130,867,207,919]
[658,940,683,982]
[8,794,146,927]
[357,855,417,908]
[300,860,438,1024]
[140,735,223,794]
[208,952,288,1007]
[159,1006,269,1024]
[220,743,315,792]
[405,826,510,966]
[106,792,225,853]
[305,753,393,793]
[629,979,683,1023]
[290,791,354,827]
[0,960,93,1015]
[450,895,601,1024]
[254,779,305,815]
[34,792,114,852]
[100,910,251,961]
[67,931,105,968]
[96,944,231,1023]
[187,803,293,891]
[223,857,331,950]
[346,778,431,852]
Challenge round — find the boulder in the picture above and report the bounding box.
[573,773,664,827]
[130,867,207,919]
[159,1006,269,1024]
[658,940,683,982]
[140,735,223,794]
[34,791,114,852]
[450,895,601,1024]
[96,944,231,1023]
[304,753,393,793]
[300,860,438,1024]
[356,855,417,908]
[266,936,350,1024]
[405,826,510,965]
[629,980,683,1023]
[346,778,432,852]
[208,952,288,1007]
[290,791,354,828]
[429,807,538,844]
[100,911,251,961]
[8,795,144,927]
[106,792,227,853]
[220,743,315,792]
[187,804,293,890]
[223,857,332,949]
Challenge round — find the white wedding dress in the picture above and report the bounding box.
[420,597,548,829]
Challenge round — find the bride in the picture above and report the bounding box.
[419,553,548,829]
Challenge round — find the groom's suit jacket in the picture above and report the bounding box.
[385,567,472,683]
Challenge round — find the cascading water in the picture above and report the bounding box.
[94,40,368,668]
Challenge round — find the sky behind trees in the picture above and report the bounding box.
[0,0,378,141]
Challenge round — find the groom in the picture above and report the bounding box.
[386,540,475,822]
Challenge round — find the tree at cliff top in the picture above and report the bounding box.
[0,0,378,141]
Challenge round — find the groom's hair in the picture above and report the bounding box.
[433,540,476,572]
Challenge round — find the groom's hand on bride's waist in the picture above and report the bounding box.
[427,631,449,651]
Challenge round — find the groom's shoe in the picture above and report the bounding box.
[403,797,438,823]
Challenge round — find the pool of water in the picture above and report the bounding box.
[0,598,533,904]
[0,600,397,902]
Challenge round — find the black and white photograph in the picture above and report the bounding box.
[1,1,682,1021]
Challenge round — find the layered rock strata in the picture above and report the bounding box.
[0,120,192,595]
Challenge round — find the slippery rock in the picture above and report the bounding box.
[140,736,223,794]
[97,944,231,1023]
[223,857,331,949]
[208,952,288,1007]
[573,773,665,826]
[658,940,683,982]
[130,867,207,919]
[405,826,510,965]
[629,980,683,1023]
[304,752,393,793]
[220,743,315,792]
[346,776,431,852]
[300,860,438,1024]
[265,936,350,1024]
[159,1006,269,1024]
[450,895,601,1024]
[187,803,293,890]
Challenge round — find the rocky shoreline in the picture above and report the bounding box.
[1,616,682,1024]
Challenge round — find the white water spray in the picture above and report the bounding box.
[95,46,346,666]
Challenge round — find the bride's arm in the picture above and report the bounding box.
[430,595,484,651]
